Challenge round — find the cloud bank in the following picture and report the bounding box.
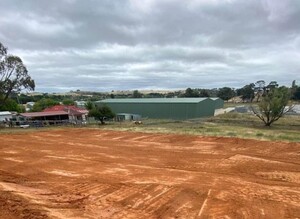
[0,0,299,92]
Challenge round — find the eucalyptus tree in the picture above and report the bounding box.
[0,42,35,107]
[252,87,291,126]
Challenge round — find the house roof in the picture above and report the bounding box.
[97,98,211,104]
[21,111,69,118]
[43,105,88,114]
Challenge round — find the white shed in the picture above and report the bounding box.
[0,111,12,122]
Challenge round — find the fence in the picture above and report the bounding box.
[0,119,87,128]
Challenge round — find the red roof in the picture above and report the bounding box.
[21,111,69,118]
[43,105,88,115]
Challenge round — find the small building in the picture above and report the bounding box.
[116,113,142,121]
[20,105,89,125]
[96,98,215,120]
[25,102,35,112]
[235,105,250,113]
[0,111,12,122]
[43,105,89,122]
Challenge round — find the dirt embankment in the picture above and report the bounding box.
[0,129,299,218]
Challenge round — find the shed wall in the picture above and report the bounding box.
[214,99,224,109]
[97,99,215,120]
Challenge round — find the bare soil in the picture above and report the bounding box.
[0,128,300,218]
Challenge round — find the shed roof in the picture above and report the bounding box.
[0,111,12,116]
[97,98,210,104]
[21,111,69,118]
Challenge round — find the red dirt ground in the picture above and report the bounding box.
[0,128,299,218]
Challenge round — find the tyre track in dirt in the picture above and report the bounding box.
[0,128,300,218]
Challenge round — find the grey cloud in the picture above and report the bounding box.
[0,0,299,92]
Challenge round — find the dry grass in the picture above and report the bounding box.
[100,113,300,142]
[1,113,299,142]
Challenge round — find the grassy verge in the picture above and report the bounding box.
[100,113,300,142]
[1,113,299,142]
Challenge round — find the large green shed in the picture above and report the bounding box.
[210,98,224,109]
[96,98,215,120]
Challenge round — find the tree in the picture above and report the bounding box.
[292,80,296,88]
[84,101,94,110]
[266,81,279,90]
[254,80,266,102]
[0,42,35,107]
[237,83,255,102]
[17,93,34,104]
[0,98,24,113]
[184,88,199,97]
[62,99,75,105]
[217,87,235,101]
[291,80,300,100]
[255,80,265,91]
[251,87,291,126]
[32,98,59,112]
[133,90,142,98]
[199,89,210,97]
[88,105,115,124]
[292,87,300,100]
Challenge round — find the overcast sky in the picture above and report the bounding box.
[0,0,299,92]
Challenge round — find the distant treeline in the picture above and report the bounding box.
[2,80,300,113]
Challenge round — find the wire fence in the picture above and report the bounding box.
[0,119,88,128]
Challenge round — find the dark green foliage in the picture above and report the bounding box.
[267,81,279,90]
[237,83,255,102]
[17,93,35,104]
[145,93,164,98]
[88,105,115,124]
[199,89,210,97]
[84,101,94,110]
[133,90,143,98]
[217,87,235,101]
[292,86,300,100]
[0,98,24,112]
[62,99,75,105]
[32,98,59,112]
[184,88,199,97]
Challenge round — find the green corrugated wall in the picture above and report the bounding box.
[97,99,215,120]
[214,99,224,109]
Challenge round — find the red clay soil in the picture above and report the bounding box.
[0,128,299,218]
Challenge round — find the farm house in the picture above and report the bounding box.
[43,105,89,122]
[96,98,216,120]
[20,105,89,125]
[20,111,70,121]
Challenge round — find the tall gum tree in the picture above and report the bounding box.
[0,42,35,106]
